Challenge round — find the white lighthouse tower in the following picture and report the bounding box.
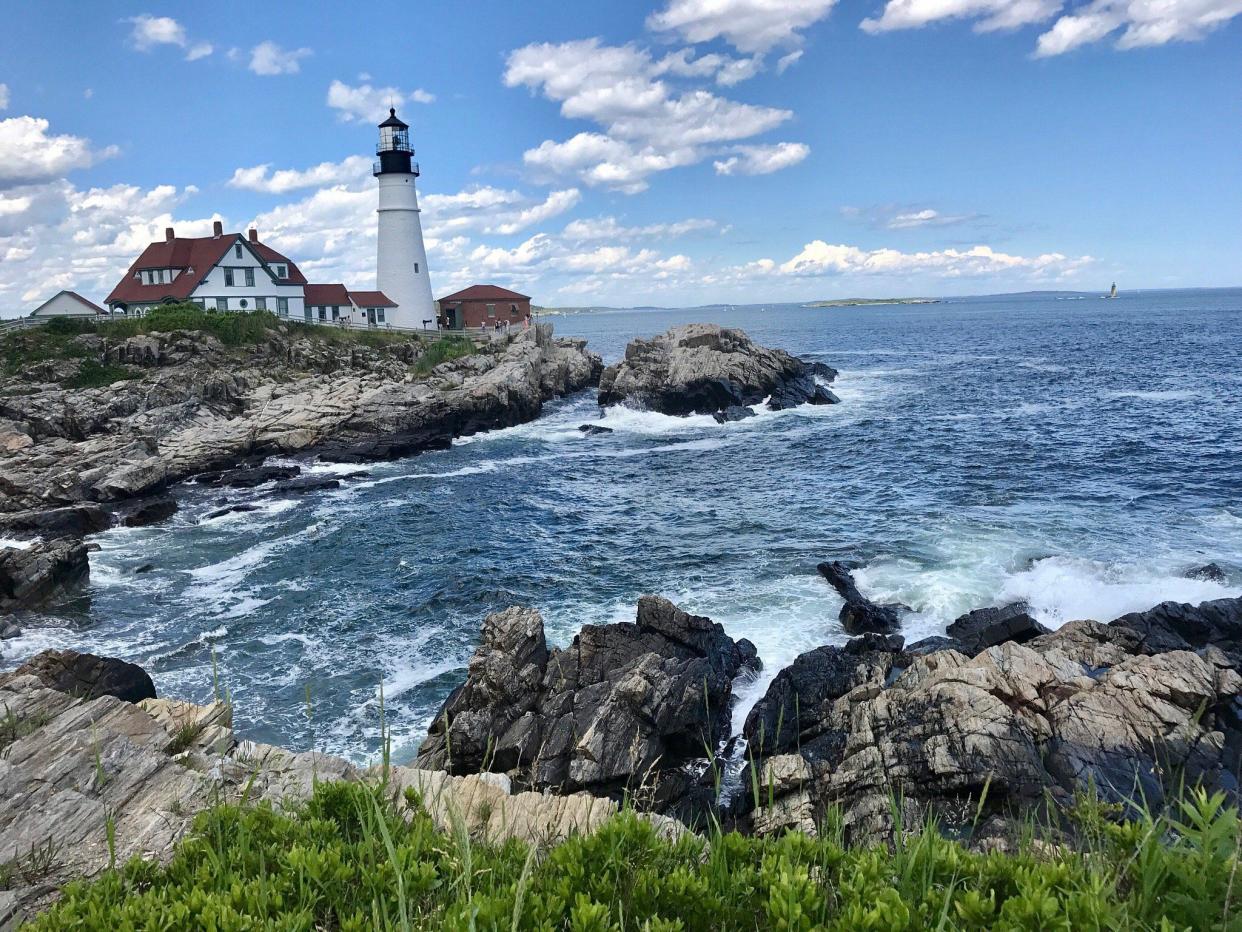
[374,108,434,329]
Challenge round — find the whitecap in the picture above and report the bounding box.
[1103,389,1199,401]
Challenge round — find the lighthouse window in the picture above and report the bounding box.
[414,263,419,273]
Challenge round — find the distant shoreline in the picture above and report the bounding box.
[802,297,939,308]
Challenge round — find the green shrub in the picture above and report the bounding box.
[412,335,478,376]
[63,360,136,389]
[27,781,1242,930]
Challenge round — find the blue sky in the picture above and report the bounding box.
[1,0,1238,312]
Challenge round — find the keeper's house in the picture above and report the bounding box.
[436,285,531,330]
[104,222,396,327]
[29,291,109,318]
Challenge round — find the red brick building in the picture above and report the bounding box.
[436,285,531,330]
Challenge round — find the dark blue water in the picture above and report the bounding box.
[4,289,1240,761]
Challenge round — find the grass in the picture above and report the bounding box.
[412,335,478,376]
[23,778,1242,930]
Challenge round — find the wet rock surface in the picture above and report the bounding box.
[120,495,179,528]
[816,561,906,635]
[413,596,759,805]
[597,323,838,417]
[945,602,1048,655]
[0,539,90,614]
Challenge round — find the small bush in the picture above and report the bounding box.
[412,335,478,376]
[26,780,1242,930]
[64,360,136,389]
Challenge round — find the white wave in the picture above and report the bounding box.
[1104,389,1199,401]
[0,537,33,550]
[217,596,274,619]
[998,556,1239,628]
[1018,360,1068,373]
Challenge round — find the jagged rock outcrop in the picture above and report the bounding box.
[816,561,906,635]
[0,664,677,926]
[121,496,178,528]
[944,602,1048,655]
[0,505,112,538]
[597,324,838,416]
[0,323,602,516]
[0,539,90,614]
[12,649,156,702]
[740,596,1242,845]
[414,597,758,806]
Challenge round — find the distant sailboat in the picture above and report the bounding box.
[1107,282,1118,299]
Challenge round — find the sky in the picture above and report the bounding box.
[0,0,1239,313]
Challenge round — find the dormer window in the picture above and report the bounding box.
[274,264,287,279]
[234,244,243,259]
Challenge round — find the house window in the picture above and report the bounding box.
[234,244,243,259]
[277,298,288,317]
[244,268,255,287]
[274,264,287,279]
[224,268,235,286]
[375,308,385,323]
[194,298,205,308]
[318,306,327,321]
[331,306,340,320]
[510,304,518,316]
[216,297,227,311]
[255,297,267,310]
[240,299,249,309]
[487,304,496,318]
[304,305,311,321]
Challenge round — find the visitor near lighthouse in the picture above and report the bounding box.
[374,108,435,330]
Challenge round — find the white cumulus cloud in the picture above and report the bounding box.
[228,156,374,194]
[249,41,312,76]
[648,0,839,52]
[774,241,1092,278]
[714,142,810,175]
[125,14,213,60]
[1036,0,1242,54]
[0,117,118,190]
[326,80,435,123]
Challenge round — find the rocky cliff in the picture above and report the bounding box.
[0,323,601,521]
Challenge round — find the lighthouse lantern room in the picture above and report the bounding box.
[374,108,435,329]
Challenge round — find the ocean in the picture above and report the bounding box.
[3,288,1240,762]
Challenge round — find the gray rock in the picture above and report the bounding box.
[597,324,838,417]
[816,561,906,635]
[203,504,260,520]
[121,496,178,527]
[194,465,300,488]
[578,424,614,435]
[741,596,1242,846]
[712,405,757,423]
[0,538,90,612]
[269,476,341,495]
[945,602,1048,655]
[1,505,113,538]
[414,596,756,805]
[12,649,156,702]
[1187,562,1228,583]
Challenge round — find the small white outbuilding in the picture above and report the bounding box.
[29,291,108,319]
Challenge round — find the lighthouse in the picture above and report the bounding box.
[374,108,434,329]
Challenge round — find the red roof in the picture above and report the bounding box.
[104,233,306,307]
[304,283,351,306]
[348,290,396,307]
[437,284,531,303]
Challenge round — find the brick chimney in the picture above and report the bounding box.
[165,227,175,241]
[212,220,223,238]
[248,228,258,243]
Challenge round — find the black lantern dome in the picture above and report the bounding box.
[375,108,417,176]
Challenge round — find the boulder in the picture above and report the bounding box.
[414,597,758,806]
[194,464,300,488]
[203,503,260,521]
[2,504,112,537]
[10,649,156,702]
[816,561,906,635]
[578,424,614,435]
[945,602,1048,655]
[712,405,757,424]
[121,495,179,528]
[269,476,341,495]
[1,619,20,640]
[0,538,90,612]
[743,633,903,757]
[1187,562,1228,583]
[597,324,839,417]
